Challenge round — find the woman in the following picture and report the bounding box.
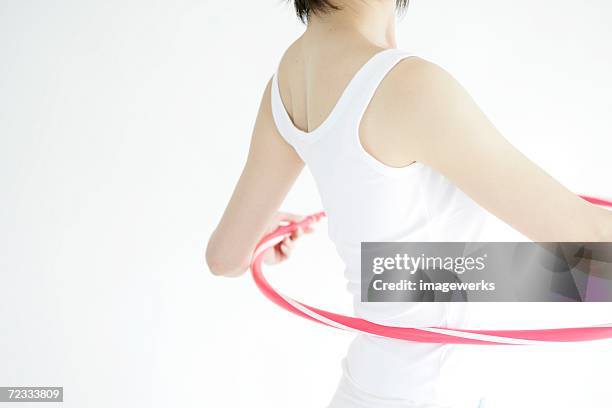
[206,1,612,406]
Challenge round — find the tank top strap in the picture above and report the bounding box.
[269,48,417,151]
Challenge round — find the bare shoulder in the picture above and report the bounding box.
[365,55,483,162]
[359,56,458,165]
[388,56,465,104]
[382,56,479,133]
[276,40,305,84]
[369,56,463,131]
[394,56,450,77]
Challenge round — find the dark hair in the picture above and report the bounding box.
[291,0,409,23]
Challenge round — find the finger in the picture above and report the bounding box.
[262,247,279,265]
[290,226,303,240]
[280,241,293,258]
[277,212,305,225]
[280,237,294,256]
[266,214,298,233]
[283,236,294,248]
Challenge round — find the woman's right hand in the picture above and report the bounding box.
[261,212,314,266]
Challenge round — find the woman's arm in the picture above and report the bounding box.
[393,58,612,242]
[206,79,305,277]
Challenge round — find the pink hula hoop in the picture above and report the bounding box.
[250,195,612,345]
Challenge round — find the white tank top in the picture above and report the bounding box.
[270,49,522,406]
[271,48,491,325]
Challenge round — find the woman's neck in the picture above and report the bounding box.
[303,1,398,50]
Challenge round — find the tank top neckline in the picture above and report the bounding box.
[271,47,400,141]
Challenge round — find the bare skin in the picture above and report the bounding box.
[206,0,612,277]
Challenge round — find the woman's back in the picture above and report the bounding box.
[272,43,491,407]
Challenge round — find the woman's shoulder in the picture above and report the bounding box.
[275,39,305,75]
[382,52,468,121]
[389,52,455,90]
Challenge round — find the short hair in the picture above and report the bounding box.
[290,0,410,23]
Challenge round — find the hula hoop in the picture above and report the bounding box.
[250,195,612,345]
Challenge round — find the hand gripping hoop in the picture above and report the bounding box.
[250,195,612,345]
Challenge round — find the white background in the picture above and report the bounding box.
[1,1,611,407]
